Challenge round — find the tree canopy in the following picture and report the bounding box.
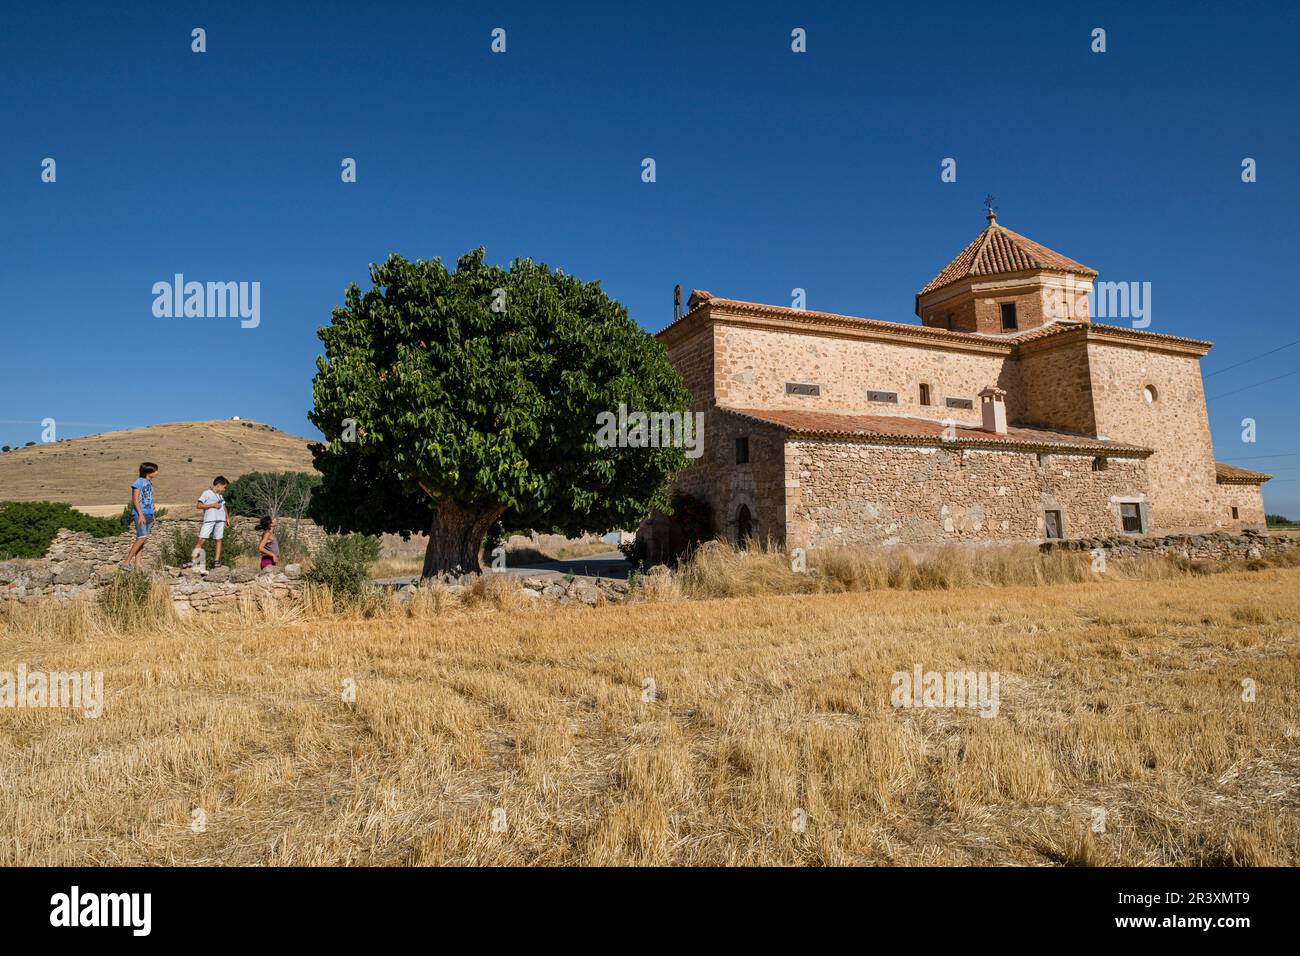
[308,249,690,575]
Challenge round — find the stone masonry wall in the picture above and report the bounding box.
[1,529,306,614]
[1016,334,1097,435]
[1041,528,1285,562]
[1214,482,1267,528]
[711,321,1015,427]
[42,515,329,567]
[784,441,1150,548]
[1085,340,1220,531]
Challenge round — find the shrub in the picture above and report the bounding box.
[159,524,249,567]
[118,503,169,526]
[0,501,124,560]
[305,533,380,603]
[224,471,320,518]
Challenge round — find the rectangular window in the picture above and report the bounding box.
[785,382,820,396]
[1044,510,1064,539]
[919,384,932,406]
[1231,506,1239,520]
[735,436,749,465]
[1120,502,1143,534]
[866,390,898,404]
[945,397,973,410]
[1000,303,1018,330]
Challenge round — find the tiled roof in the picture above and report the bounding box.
[657,294,1015,350]
[1013,321,1213,351]
[919,222,1097,297]
[1215,462,1273,484]
[721,407,1152,457]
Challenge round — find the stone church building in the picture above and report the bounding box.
[649,212,1271,552]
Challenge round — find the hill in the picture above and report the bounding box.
[0,420,318,512]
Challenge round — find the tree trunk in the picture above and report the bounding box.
[421,499,506,578]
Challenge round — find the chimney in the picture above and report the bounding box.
[979,386,1008,435]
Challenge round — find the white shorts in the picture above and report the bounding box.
[199,520,225,540]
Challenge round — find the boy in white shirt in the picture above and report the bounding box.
[185,476,233,569]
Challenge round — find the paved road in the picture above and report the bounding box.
[372,550,632,588]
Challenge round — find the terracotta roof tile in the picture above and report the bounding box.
[1215,462,1273,484]
[919,222,1097,297]
[721,407,1151,456]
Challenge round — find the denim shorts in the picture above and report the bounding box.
[134,516,154,538]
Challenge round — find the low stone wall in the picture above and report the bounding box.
[393,571,633,606]
[1040,528,1289,561]
[42,517,329,568]
[0,548,306,615]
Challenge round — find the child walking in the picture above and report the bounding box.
[120,462,159,571]
[185,476,232,569]
[256,516,280,570]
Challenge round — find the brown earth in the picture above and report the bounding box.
[0,420,317,510]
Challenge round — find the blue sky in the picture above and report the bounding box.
[2,1,1298,514]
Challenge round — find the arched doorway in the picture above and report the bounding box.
[735,504,753,546]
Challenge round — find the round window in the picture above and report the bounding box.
[1142,384,1157,404]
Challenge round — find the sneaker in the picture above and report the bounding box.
[181,561,194,569]
[212,560,223,568]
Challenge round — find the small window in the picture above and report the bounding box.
[735,436,749,465]
[919,384,932,406]
[1044,510,1064,539]
[1142,384,1158,404]
[1092,457,1108,472]
[1120,502,1143,534]
[867,390,898,404]
[786,382,820,396]
[945,312,953,329]
[945,397,973,410]
[1000,303,1018,330]
[1231,506,1239,520]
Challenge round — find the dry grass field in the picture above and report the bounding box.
[0,420,316,510]
[1,563,1297,866]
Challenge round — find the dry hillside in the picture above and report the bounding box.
[0,420,317,511]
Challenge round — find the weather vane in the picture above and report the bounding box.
[984,194,998,224]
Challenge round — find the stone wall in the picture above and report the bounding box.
[1214,482,1267,528]
[708,320,1012,428]
[1,531,306,615]
[41,515,329,568]
[1016,333,1097,434]
[784,441,1151,548]
[1041,528,1286,562]
[1085,339,1220,531]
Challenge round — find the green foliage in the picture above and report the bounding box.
[307,249,690,569]
[160,524,249,567]
[224,471,320,518]
[118,503,168,525]
[305,533,380,602]
[1266,513,1298,527]
[0,501,124,560]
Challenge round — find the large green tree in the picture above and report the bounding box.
[308,249,690,576]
